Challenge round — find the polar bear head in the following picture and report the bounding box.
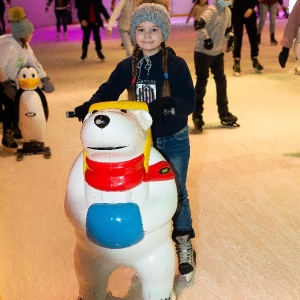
[81,101,153,164]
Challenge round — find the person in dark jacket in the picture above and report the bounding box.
[45,0,71,41]
[76,0,110,60]
[0,0,10,34]
[231,0,264,76]
[74,2,197,283]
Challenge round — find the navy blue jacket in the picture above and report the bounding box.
[86,48,195,138]
[76,0,109,27]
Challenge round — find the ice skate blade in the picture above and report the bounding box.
[255,69,264,74]
[233,71,240,77]
[221,121,240,127]
[1,145,18,153]
[194,125,203,133]
[16,146,51,161]
[180,270,195,282]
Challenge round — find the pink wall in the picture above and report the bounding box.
[4,0,193,29]
[3,0,292,30]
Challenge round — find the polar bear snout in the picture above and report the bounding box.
[94,114,110,128]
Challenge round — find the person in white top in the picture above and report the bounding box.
[0,6,54,149]
[106,0,138,57]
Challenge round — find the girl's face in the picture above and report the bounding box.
[135,21,164,57]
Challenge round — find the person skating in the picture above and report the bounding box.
[193,0,239,132]
[278,0,300,74]
[45,0,71,41]
[257,0,279,46]
[0,6,54,149]
[74,1,197,281]
[76,0,110,61]
[231,0,264,76]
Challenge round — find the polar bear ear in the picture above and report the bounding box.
[83,112,93,122]
[130,109,153,131]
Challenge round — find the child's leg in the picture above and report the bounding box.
[211,53,228,117]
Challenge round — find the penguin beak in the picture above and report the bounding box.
[18,77,40,90]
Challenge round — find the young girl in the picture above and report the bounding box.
[186,0,208,25]
[75,1,196,281]
[0,6,54,149]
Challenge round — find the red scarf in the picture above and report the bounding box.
[85,154,174,192]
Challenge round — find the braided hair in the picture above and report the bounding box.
[128,42,171,101]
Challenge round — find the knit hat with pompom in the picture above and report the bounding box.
[130,2,170,43]
[7,6,34,39]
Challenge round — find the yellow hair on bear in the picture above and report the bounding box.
[7,6,26,23]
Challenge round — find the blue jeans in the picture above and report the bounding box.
[154,126,193,232]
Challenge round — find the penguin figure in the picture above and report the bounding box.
[14,66,51,160]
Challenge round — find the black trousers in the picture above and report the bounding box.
[0,0,6,33]
[0,84,16,131]
[82,23,102,52]
[194,51,229,117]
[232,12,259,59]
[55,9,68,33]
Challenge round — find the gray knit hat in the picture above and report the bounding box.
[130,3,170,43]
[7,6,34,39]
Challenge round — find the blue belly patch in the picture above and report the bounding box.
[86,203,144,249]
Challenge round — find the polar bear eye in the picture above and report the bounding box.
[120,109,127,113]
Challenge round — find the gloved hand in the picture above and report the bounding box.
[148,97,175,124]
[226,35,236,52]
[74,102,91,122]
[2,80,16,99]
[278,47,289,68]
[204,38,213,50]
[41,77,55,93]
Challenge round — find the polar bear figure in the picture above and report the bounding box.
[65,101,177,300]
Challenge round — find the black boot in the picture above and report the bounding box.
[283,7,289,18]
[252,56,264,73]
[13,126,22,139]
[220,112,239,126]
[81,50,87,60]
[96,50,105,61]
[257,34,261,45]
[233,58,241,76]
[2,129,18,148]
[270,34,278,46]
[192,113,205,132]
